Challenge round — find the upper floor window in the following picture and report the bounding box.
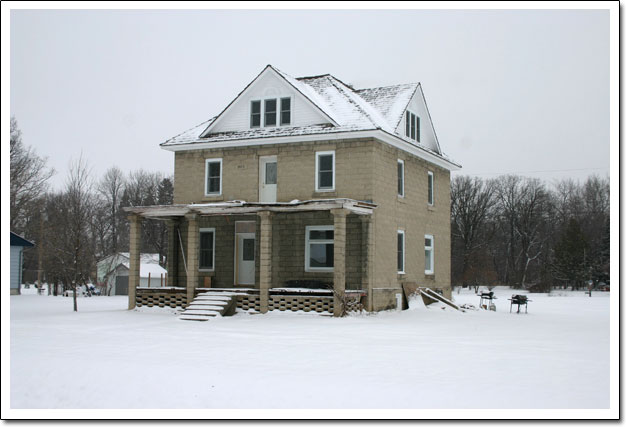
[205,158,222,196]
[264,99,277,127]
[250,97,292,129]
[428,171,434,205]
[250,101,261,128]
[280,97,291,125]
[397,159,405,197]
[315,150,335,192]
[405,111,420,142]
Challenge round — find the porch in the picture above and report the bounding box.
[124,199,375,316]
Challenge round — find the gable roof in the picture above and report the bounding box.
[10,232,34,247]
[161,65,459,169]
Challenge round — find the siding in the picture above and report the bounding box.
[10,246,23,291]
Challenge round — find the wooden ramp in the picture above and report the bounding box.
[179,291,240,321]
[419,287,465,312]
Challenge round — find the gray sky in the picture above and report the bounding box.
[10,9,610,189]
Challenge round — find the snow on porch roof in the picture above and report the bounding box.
[123,198,376,219]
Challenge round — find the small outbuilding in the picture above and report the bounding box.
[97,252,166,295]
[10,232,34,295]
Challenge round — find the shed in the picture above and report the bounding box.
[10,232,34,295]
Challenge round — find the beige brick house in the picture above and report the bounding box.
[125,65,460,317]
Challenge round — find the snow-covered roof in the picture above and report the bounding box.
[120,262,167,278]
[160,65,458,168]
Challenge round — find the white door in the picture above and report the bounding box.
[259,156,277,203]
[236,233,255,285]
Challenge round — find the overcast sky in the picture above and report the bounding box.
[10,8,610,190]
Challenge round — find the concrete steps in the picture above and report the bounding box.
[179,291,241,321]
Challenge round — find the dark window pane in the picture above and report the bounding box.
[265,162,277,185]
[425,237,432,247]
[200,232,214,269]
[242,238,255,261]
[280,98,291,125]
[309,229,334,240]
[208,177,220,193]
[319,154,333,171]
[208,161,220,178]
[416,116,421,142]
[265,99,277,126]
[251,101,261,128]
[398,163,403,195]
[428,174,433,204]
[319,171,333,189]
[310,243,334,268]
[406,111,410,137]
[410,114,416,140]
[397,233,404,271]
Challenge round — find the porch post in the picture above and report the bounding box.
[166,219,179,287]
[258,211,273,313]
[332,208,347,317]
[361,214,375,311]
[185,214,199,305]
[128,214,142,310]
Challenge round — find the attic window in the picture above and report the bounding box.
[250,101,261,128]
[405,111,420,142]
[264,99,277,126]
[250,98,292,129]
[280,97,291,125]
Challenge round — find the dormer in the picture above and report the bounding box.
[200,65,337,137]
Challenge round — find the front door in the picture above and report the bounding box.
[236,233,255,285]
[259,156,277,203]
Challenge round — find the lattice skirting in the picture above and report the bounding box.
[269,295,334,313]
[236,294,261,312]
[136,291,187,308]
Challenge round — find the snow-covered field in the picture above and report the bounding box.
[9,288,610,411]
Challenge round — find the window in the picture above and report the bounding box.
[305,226,334,271]
[405,111,420,142]
[280,97,291,125]
[250,100,261,128]
[315,151,335,192]
[397,159,404,197]
[264,99,277,127]
[397,230,405,274]
[205,158,222,196]
[199,228,215,271]
[425,235,434,275]
[428,171,434,205]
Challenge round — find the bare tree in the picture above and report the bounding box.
[10,116,54,232]
[97,167,126,254]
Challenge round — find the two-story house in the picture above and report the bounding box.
[124,65,460,317]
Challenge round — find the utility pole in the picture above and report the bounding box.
[37,209,46,295]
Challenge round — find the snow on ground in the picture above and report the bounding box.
[10,287,609,409]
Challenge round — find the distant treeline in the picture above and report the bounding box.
[451,174,609,291]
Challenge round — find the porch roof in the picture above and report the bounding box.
[123,198,376,219]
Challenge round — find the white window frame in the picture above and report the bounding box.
[199,227,216,272]
[250,96,293,129]
[405,110,421,143]
[279,96,292,126]
[204,158,223,196]
[397,229,405,274]
[305,225,334,272]
[315,150,336,192]
[397,159,405,198]
[428,171,434,206]
[425,234,434,275]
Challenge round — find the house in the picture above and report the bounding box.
[97,253,166,295]
[10,232,35,295]
[124,65,460,316]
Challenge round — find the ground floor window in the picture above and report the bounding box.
[425,234,434,275]
[199,228,215,271]
[305,225,334,272]
[397,230,405,273]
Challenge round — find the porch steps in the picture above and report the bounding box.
[179,291,242,321]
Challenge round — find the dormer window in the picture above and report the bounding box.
[405,111,420,142]
[250,97,292,129]
[264,99,277,126]
[250,101,261,128]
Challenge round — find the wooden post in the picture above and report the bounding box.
[128,214,143,310]
[148,272,151,288]
[360,214,375,311]
[332,208,347,317]
[185,214,199,306]
[258,211,273,313]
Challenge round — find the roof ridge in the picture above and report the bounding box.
[356,82,419,92]
[325,76,383,130]
[296,73,331,80]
